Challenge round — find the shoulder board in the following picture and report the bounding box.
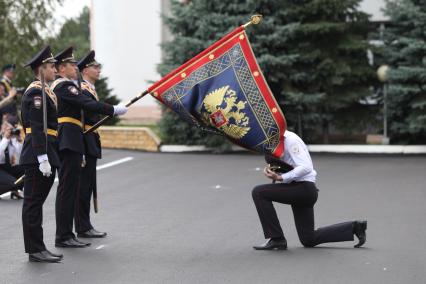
[51,77,71,91]
[24,81,55,103]
[81,82,99,101]
[25,81,42,94]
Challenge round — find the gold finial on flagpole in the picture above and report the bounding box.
[14,175,25,185]
[243,14,263,29]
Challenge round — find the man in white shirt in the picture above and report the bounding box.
[0,120,24,199]
[252,130,367,250]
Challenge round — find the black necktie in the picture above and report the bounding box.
[4,144,10,166]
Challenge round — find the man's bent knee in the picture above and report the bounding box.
[300,236,317,247]
[252,185,266,199]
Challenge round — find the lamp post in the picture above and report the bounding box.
[377,65,390,145]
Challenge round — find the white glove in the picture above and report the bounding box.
[39,160,52,177]
[37,155,52,177]
[113,103,128,116]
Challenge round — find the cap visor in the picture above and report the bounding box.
[88,62,101,67]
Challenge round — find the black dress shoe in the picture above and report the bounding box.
[253,238,288,250]
[29,251,61,263]
[46,249,63,259]
[72,236,91,246]
[353,220,367,248]
[78,229,107,238]
[55,237,90,248]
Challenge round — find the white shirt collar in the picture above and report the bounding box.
[284,130,291,138]
[84,79,96,90]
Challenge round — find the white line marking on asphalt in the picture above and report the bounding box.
[0,157,133,198]
[96,245,105,250]
[53,156,134,183]
[96,157,134,171]
[210,184,232,190]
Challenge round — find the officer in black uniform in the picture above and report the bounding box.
[74,50,107,238]
[20,46,63,263]
[51,46,128,248]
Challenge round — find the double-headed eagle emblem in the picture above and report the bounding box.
[201,85,250,139]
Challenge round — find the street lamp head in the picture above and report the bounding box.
[377,65,390,82]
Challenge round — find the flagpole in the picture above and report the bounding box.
[243,14,263,29]
[14,175,25,185]
[83,90,149,134]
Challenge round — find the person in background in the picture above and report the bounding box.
[0,85,17,111]
[0,118,24,199]
[0,64,15,94]
[0,64,18,124]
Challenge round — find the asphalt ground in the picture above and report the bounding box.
[1,150,425,284]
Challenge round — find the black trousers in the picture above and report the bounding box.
[22,165,56,253]
[252,181,354,247]
[56,150,82,242]
[0,164,25,195]
[75,155,97,233]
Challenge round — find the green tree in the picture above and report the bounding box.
[50,7,120,125]
[382,0,426,143]
[0,0,63,87]
[158,0,252,149]
[49,6,90,58]
[251,0,374,143]
[159,0,374,146]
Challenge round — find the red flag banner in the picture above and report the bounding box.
[148,25,287,157]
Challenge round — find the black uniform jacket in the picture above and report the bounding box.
[19,79,60,167]
[52,76,114,154]
[81,81,102,159]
